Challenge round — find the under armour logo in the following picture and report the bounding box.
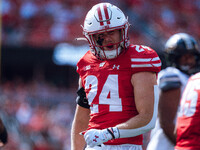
[113,64,120,70]
[93,135,99,142]
[99,62,106,67]
[85,65,91,71]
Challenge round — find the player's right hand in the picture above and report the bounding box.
[83,127,119,147]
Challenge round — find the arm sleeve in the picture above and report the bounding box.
[159,74,181,91]
[116,85,159,138]
[76,87,90,109]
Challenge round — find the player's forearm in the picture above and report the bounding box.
[71,131,86,150]
[71,120,87,150]
[159,89,180,144]
[115,111,156,138]
[71,105,90,149]
[160,119,176,144]
[162,124,176,145]
[115,84,158,138]
[71,134,86,149]
[116,112,153,129]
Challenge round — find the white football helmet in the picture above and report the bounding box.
[82,3,130,59]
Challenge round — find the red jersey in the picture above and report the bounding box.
[175,72,200,150]
[76,44,161,145]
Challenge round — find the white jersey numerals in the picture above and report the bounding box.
[85,75,122,114]
[179,80,200,117]
[85,75,98,105]
[134,45,152,53]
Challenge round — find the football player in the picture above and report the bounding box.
[71,3,161,150]
[147,33,200,150]
[175,72,200,150]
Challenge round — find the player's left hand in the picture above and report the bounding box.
[83,127,119,147]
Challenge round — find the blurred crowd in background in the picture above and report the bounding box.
[2,0,200,49]
[1,0,200,149]
[0,78,76,150]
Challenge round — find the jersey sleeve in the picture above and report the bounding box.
[76,58,83,75]
[159,73,181,91]
[130,45,161,74]
[76,50,90,77]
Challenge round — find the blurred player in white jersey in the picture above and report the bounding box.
[147,33,200,150]
[175,72,200,150]
[71,2,161,150]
